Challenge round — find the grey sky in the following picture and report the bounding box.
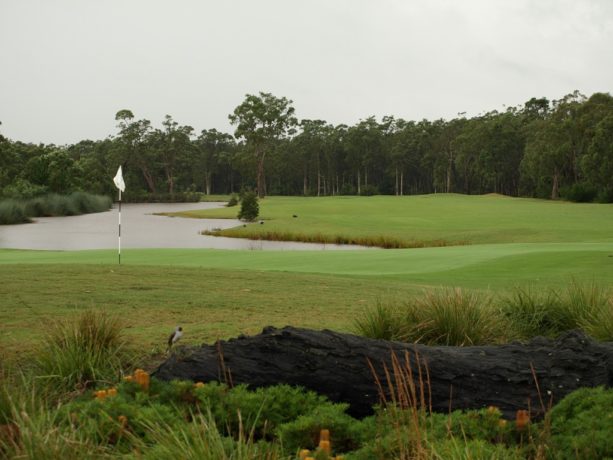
[1,0,612,145]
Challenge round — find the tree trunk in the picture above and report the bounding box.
[551,168,560,200]
[139,165,156,194]
[204,172,212,195]
[395,168,398,196]
[357,170,361,195]
[153,327,613,420]
[257,150,267,198]
[400,170,404,196]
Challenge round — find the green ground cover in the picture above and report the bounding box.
[166,194,613,246]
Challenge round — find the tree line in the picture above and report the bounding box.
[1,90,612,202]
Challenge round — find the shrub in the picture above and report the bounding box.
[560,183,597,203]
[0,199,29,224]
[596,187,613,203]
[35,310,132,395]
[276,403,364,455]
[238,191,259,221]
[227,193,239,207]
[359,184,379,196]
[1,178,47,200]
[548,387,613,459]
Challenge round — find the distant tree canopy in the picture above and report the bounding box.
[1,90,613,202]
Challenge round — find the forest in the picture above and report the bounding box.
[1,90,612,203]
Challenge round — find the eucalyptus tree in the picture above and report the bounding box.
[229,92,297,197]
[346,117,384,194]
[114,110,156,193]
[150,115,194,195]
[294,119,333,196]
[195,128,235,195]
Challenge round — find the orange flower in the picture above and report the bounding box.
[320,428,330,442]
[123,375,133,382]
[107,388,118,397]
[319,440,331,454]
[94,390,107,400]
[299,450,310,460]
[194,382,205,388]
[516,409,530,430]
[498,419,508,428]
[486,406,500,415]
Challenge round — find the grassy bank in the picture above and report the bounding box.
[164,194,613,247]
[0,192,112,224]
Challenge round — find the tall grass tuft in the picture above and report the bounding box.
[503,281,613,341]
[0,403,111,459]
[404,289,508,346]
[0,192,111,225]
[0,200,30,224]
[354,299,406,341]
[140,410,282,460]
[35,310,131,396]
[357,289,509,346]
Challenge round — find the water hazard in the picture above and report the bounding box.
[0,203,370,251]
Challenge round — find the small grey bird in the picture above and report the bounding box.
[167,326,183,351]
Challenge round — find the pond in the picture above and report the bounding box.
[0,202,370,251]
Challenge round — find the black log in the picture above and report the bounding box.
[153,326,613,418]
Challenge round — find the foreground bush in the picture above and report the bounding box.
[2,369,611,459]
[548,386,613,459]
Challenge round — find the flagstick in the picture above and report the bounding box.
[118,189,121,265]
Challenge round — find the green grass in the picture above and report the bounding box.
[2,194,613,364]
[165,194,613,246]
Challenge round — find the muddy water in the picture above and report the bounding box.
[0,202,370,251]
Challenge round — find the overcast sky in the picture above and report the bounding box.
[1,0,612,145]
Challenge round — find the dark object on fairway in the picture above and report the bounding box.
[259,220,264,224]
[293,214,298,218]
[167,326,183,350]
[153,326,613,419]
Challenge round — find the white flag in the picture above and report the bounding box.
[113,166,125,192]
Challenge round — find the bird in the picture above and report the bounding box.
[167,326,183,351]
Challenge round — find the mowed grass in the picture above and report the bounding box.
[0,263,419,362]
[3,194,613,363]
[166,194,613,246]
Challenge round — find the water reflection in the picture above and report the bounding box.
[0,202,369,251]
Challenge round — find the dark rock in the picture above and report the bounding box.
[153,326,613,419]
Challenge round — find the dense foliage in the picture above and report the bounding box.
[1,91,612,202]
